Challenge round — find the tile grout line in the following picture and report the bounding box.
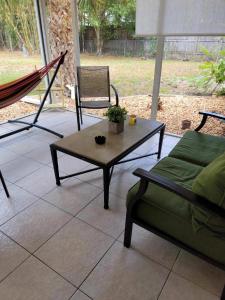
[75,215,120,241]
[0,198,40,227]
[157,248,181,299]
[0,116,181,298]
[31,189,105,255]
[0,253,32,286]
[32,253,78,289]
[0,220,78,289]
[169,249,224,297]
[115,236,175,273]
[78,238,118,292]
[172,268,222,298]
[68,289,93,300]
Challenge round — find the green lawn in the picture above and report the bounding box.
[0,51,201,96]
[81,54,201,96]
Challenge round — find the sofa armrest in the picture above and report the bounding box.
[195,111,225,132]
[133,168,225,220]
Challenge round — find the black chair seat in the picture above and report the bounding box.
[80,100,111,109]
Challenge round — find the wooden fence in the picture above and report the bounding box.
[82,37,225,60]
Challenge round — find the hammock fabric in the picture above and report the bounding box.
[0,53,65,109]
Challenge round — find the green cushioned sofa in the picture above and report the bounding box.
[124,111,225,299]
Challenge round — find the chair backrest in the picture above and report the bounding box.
[77,66,110,99]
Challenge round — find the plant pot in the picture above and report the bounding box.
[181,119,191,130]
[108,120,124,134]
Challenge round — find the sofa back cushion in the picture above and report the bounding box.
[192,153,225,207]
[192,153,225,235]
[169,131,225,167]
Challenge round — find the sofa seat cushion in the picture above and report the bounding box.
[135,201,225,265]
[169,131,225,167]
[127,156,203,222]
[127,157,225,265]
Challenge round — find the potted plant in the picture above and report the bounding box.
[105,106,127,134]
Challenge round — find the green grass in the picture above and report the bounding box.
[0,51,44,96]
[81,54,201,96]
[0,51,201,96]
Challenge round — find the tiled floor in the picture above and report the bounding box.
[0,110,224,300]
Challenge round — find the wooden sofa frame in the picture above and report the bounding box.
[124,111,225,299]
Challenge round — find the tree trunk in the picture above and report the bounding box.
[48,0,76,85]
[95,27,103,55]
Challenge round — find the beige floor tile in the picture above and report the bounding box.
[163,135,180,149]
[56,155,90,175]
[4,135,46,155]
[119,225,180,269]
[76,167,104,188]
[0,256,75,300]
[71,290,92,300]
[0,185,38,225]
[16,165,59,197]
[81,241,169,300]
[25,144,63,165]
[0,148,19,166]
[77,192,126,238]
[1,200,71,252]
[109,170,139,199]
[130,156,158,172]
[173,251,225,296]
[115,152,139,170]
[133,134,160,155]
[53,122,78,136]
[0,156,42,183]
[76,165,121,189]
[35,218,114,286]
[159,272,219,300]
[0,232,29,281]
[43,178,102,215]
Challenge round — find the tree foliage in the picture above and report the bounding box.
[0,0,38,54]
[78,0,135,55]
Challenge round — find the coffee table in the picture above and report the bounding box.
[50,118,165,209]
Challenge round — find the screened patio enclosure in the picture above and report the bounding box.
[31,0,225,123]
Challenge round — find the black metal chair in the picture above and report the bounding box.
[0,170,9,197]
[75,66,119,131]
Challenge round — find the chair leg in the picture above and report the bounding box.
[75,99,81,131]
[124,212,133,248]
[79,107,83,125]
[0,170,9,198]
[76,108,81,131]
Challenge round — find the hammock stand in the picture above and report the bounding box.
[0,51,68,140]
[0,170,9,198]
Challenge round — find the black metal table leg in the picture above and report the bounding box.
[157,125,165,159]
[50,146,60,186]
[0,170,9,198]
[103,167,110,209]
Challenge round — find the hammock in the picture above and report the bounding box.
[0,51,67,140]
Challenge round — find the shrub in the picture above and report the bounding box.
[194,47,225,95]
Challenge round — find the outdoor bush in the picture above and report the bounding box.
[194,47,225,95]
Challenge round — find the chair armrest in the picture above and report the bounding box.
[199,111,225,121]
[110,84,119,106]
[195,111,225,131]
[132,168,225,219]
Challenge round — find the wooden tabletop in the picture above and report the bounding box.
[53,118,163,166]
